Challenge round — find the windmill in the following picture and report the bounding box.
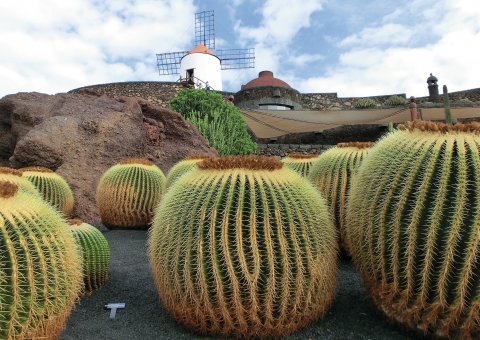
[156,10,255,91]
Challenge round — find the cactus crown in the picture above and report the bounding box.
[198,156,283,170]
[69,218,84,226]
[186,154,212,160]
[20,166,54,173]
[0,167,22,176]
[336,141,375,149]
[284,153,318,159]
[397,120,480,134]
[0,181,18,198]
[119,158,154,165]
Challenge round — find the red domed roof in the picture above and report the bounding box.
[242,71,291,90]
[187,44,216,56]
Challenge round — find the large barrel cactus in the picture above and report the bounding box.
[69,219,110,293]
[281,153,318,177]
[346,121,480,338]
[96,158,166,229]
[165,156,210,189]
[308,142,373,253]
[0,167,40,196]
[21,166,74,216]
[0,181,82,340]
[149,156,337,338]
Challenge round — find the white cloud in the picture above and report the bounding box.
[339,24,414,47]
[0,0,196,97]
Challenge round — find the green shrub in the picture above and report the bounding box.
[354,98,376,109]
[170,89,257,155]
[385,95,406,106]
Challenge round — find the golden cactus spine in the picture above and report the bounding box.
[148,156,337,338]
[346,121,480,338]
[281,153,318,177]
[0,167,41,196]
[165,156,209,189]
[0,181,82,340]
[21,166,74,216]
[308,142,373,253]
[69,219,110,293]
[96,158,166,229]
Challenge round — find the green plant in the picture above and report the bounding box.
[443,85,452,124]
[0,181,82,340]
[346,120,480,338]
[69,219,110,293]
[165,156,210,189]
[0,167,41,196]
[170,89,257,155]
[281,153,318,177]
[21,166,74,216]
[308,142,373,254]
[385,95,406,106]
[96,158,166,229]
[148,156,337,338]
[354,97,376,109]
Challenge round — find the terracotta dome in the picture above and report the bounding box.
[187,44,217,57]
[242,71,291,90]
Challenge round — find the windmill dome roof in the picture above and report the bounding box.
[188,44,216,56]
[242,71,291,90]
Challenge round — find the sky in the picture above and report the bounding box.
[1,0,479,99]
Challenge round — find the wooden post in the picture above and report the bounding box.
[409,96,418,121]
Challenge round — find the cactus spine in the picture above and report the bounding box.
[149,156,337,338]
[69,219,110,293]
[0,181,82,340]
[96,158,166,229]
[165,156,210,189]
[346,121,480,338]
[0,167,41,196]
[308,142,373,253]
[281,153,318,177]
[21,166,74,216]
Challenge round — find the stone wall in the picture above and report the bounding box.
[416,87,480,105]
[301,92,408,111]
[256,143,334,157]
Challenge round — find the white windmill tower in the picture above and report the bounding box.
[156,11,255,91]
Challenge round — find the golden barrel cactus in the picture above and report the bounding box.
[165,156,210,189]
[96,158,166,229]
[281,153,318,177]
[0,181,82,340]
[69,219,111,293]
[21,166,74,216]
[346,121,480,338]
[149,156,337,338]
[308,142,373,253]
[0,167,40,196]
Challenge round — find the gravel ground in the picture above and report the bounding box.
[61,228,420,340]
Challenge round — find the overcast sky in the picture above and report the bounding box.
[1,0,479,98]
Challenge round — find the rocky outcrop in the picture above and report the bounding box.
[0,91,217,223]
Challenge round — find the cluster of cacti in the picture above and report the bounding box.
[309,142,373,254]
[21,166,74,216]
[281,153,318,177]
[0,167,40,196]
[96,158,166,229]
[346,120,480,338]
[385,95,406,106]
[0,181,82,340]
[69,219,111,293]
[148,156,337,338]
[354,97,376,109]
[165,155,211,189]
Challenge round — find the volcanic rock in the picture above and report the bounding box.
[0,91,217,223]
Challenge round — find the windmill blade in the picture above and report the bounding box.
[217,48,255,70]
[156,51,187,75]
[194,10,215,50]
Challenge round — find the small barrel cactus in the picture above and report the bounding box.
[0,167,40,196]
[149,156,337,338]
[346,121,480,338]
[69,219,111,293]
[308,142,373,254]
[21,166,74,216]
[96,158,166,229]
[165,155,211,189]
[281,153,318,177]
[0,181,82,340]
